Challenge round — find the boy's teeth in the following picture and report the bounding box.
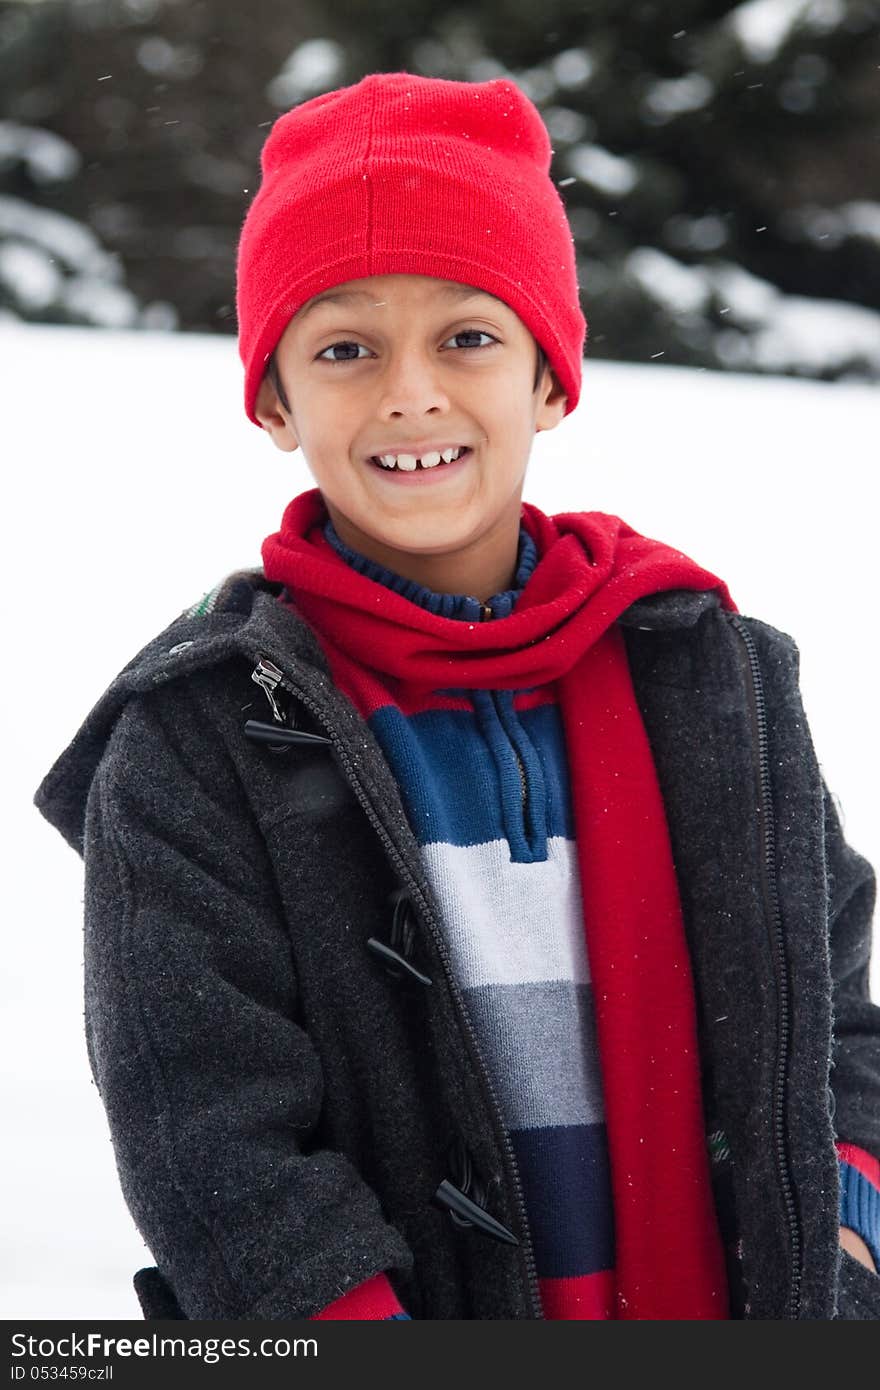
[376,446,465,470]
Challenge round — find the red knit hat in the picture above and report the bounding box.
[235,70,587,427]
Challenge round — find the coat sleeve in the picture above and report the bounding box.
[822,777,880,1269]
[82,679,413,1320]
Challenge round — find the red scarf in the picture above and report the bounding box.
[263,488,737,1319]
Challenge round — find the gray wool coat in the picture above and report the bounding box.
[33,567,880,1320]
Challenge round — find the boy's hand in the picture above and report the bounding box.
[839,1226,877,1273]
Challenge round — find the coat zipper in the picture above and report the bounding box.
[725,613,802,1320]
[251,653,545,1319]
[479,603,528,810]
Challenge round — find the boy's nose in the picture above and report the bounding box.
[375,357,454,417]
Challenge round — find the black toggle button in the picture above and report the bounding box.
[366,936,432,986]
[243,718,332,750]
[365,888,433,985]
[433,1179,519,1245]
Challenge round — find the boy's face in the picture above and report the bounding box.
[255,272,568,601]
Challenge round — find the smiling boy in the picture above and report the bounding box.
[33,70,880,1321]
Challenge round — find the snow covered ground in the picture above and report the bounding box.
[3,321,878,1319]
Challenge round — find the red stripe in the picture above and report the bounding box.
[310,1272,406,1319]
[539,1270,616,1319]
[836,1140,880,1189]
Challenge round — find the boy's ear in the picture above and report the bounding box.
[254,375,299,452]
[535,368,568,433]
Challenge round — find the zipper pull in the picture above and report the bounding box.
[480,602,492,621]
[251,656,286,724]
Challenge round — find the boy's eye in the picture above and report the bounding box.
[315,328,498,362]
[446,329,496,350]
[316,340,370,362]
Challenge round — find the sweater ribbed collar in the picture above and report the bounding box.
[322,518,538,621]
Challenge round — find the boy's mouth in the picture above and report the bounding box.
[366,445,473,484]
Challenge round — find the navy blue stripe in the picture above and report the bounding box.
[510,1122,614,1279]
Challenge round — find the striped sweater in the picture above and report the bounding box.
[294,518,880,1319]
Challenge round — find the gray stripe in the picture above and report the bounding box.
[463,979,606,1129]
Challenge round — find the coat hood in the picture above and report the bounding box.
[32,566,722,860]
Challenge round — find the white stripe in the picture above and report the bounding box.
[420,835,589,987]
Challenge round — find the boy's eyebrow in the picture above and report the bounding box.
[297,283,493,320]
